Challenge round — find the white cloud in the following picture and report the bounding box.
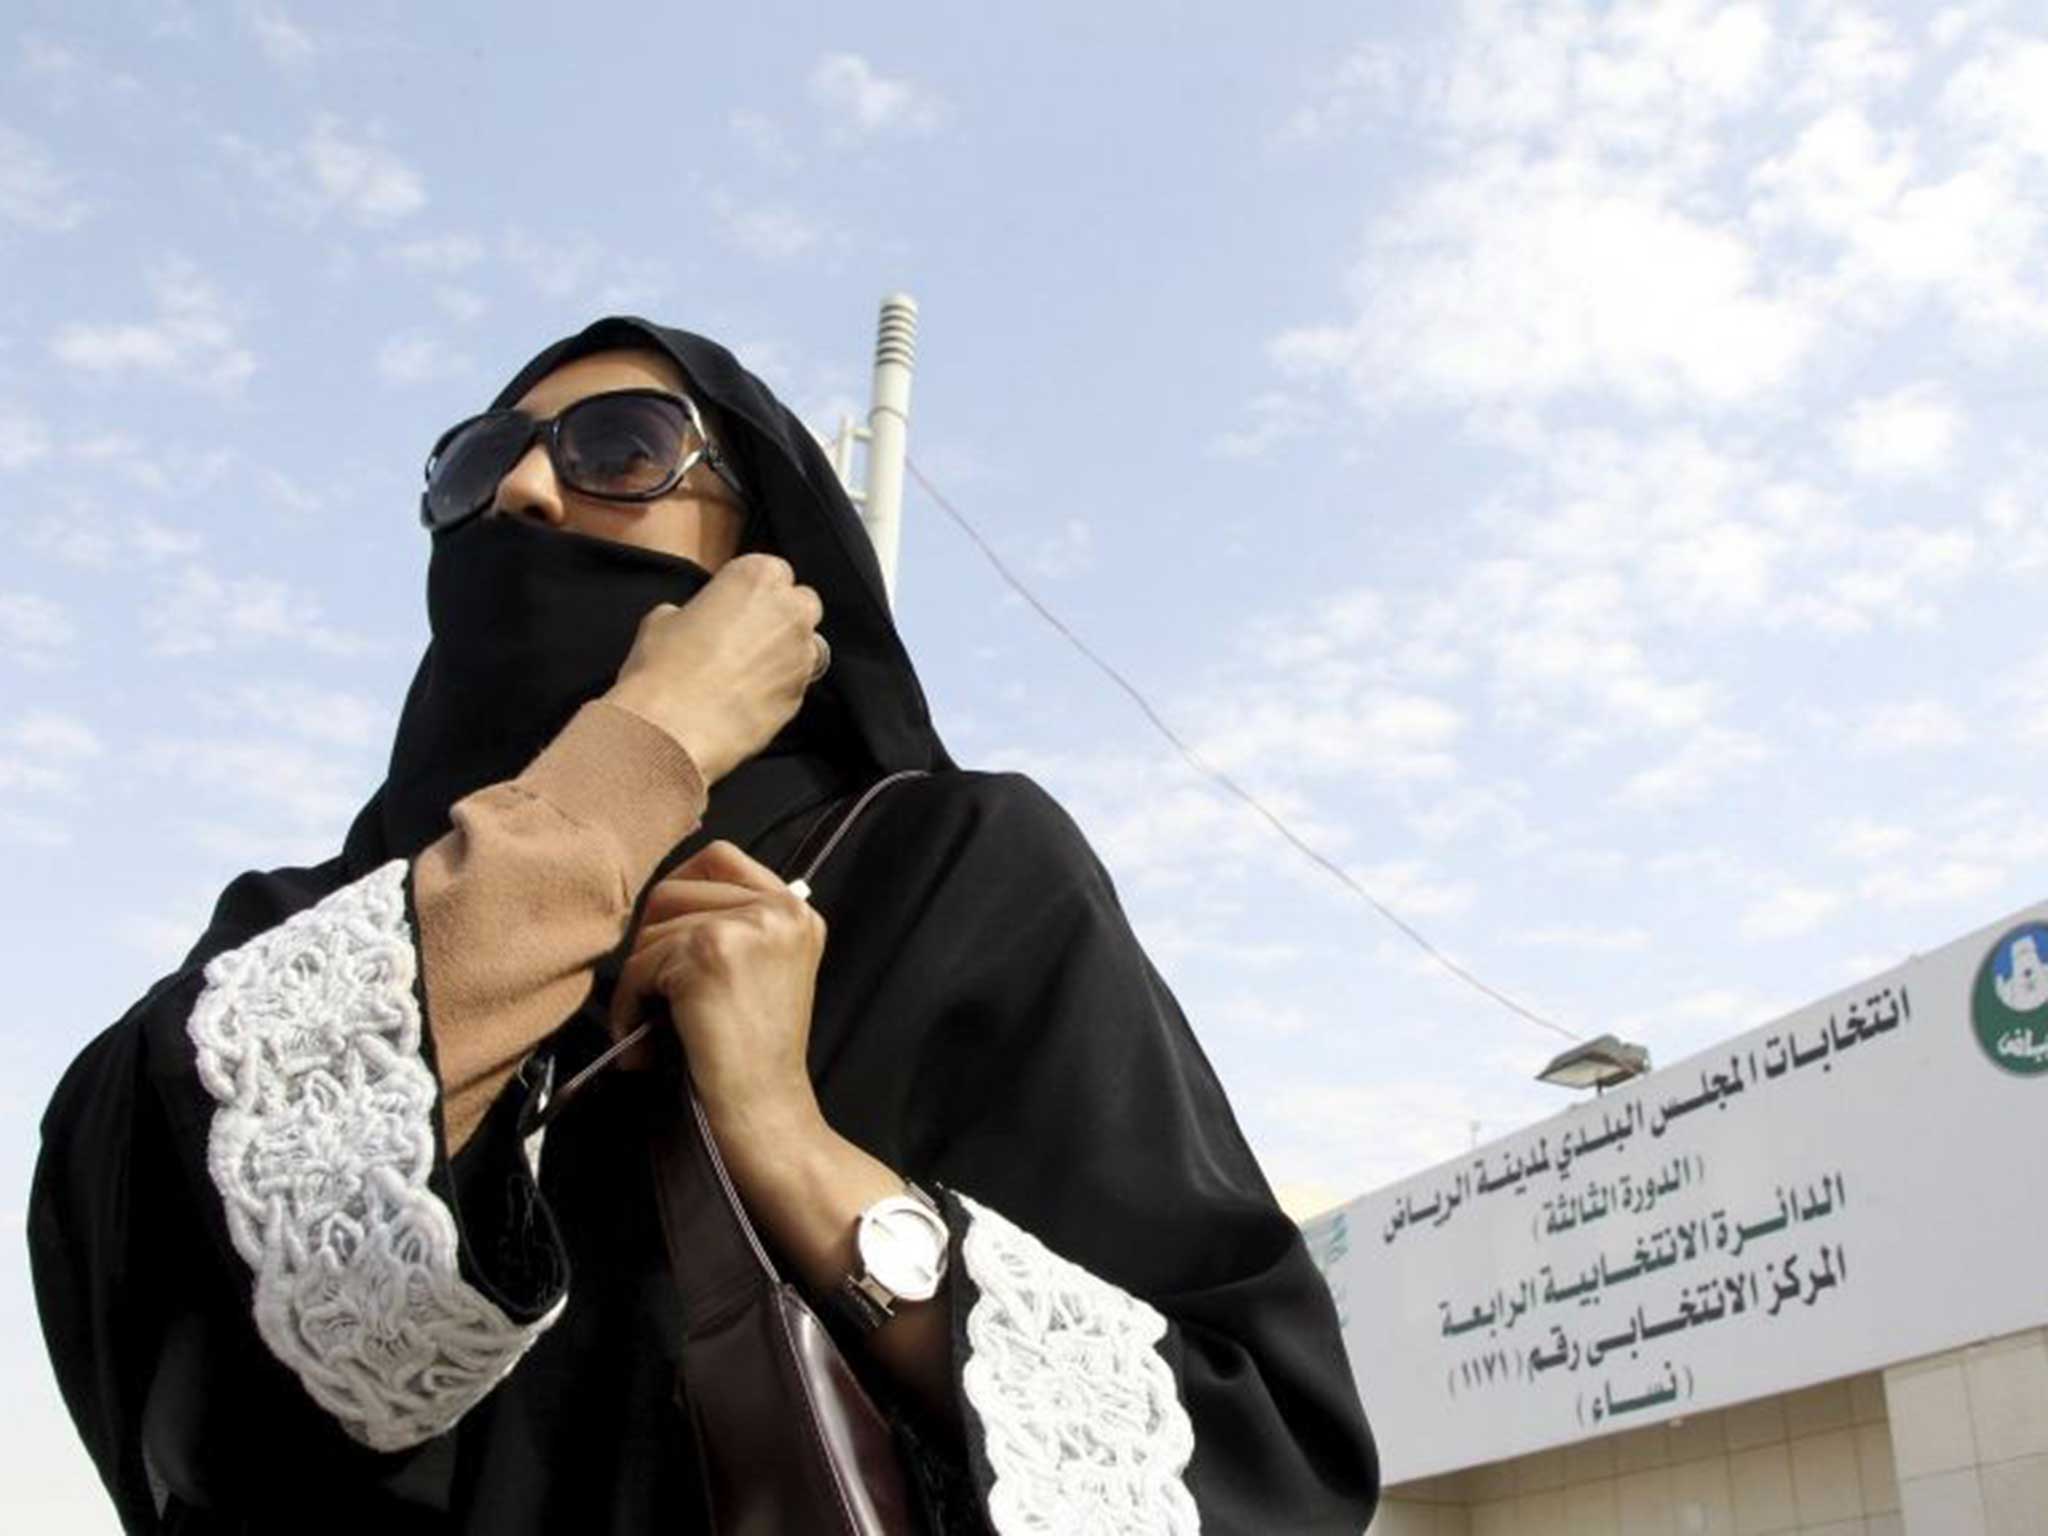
[729,109,801,171]
[142,561,376,657]
[502,227,600,297]
[23,505,204,568]
[376,332,472,386]
[1252,1073,1535,1199]
[1940,34,2048,161]
[1834,383,1963,480]
[500,227,669,308]
[0,121,87,230]
[1346,858,1476,918]
[50,259,257,392]
[0,591,76,667]
[1241,3,2039,866]
[141,732,370,835]
[1748,104,1913,241]
[242,2,315,68]
[1851,698,1971,755]
[1205,986,1323,1040]
[1273,149,1815,414]
[433,286,485,323]
[808,53,943,138]
[18,34,143,106]
[1791,1,1913,107]
[1268,1,1821,417]
[1192,682,1466,784]
[1740,883,1842,940]
[1859,859,2003,908]
[1211,390,1329,459]
[303,115,424,221]
[0,405,50,470]
[977,742,1354,900]
[1606,984,1788,1065]
[1030,516,1094,579]
[1274,42,1403,145]
[723,205,820,262]
[388,234,483,274]
[1239,588,1385,668]
[1275,0,2048,438]
[0,754,67,795]
[5,710,102,760]
[1747,67,2048,341]
[1131,911,1307,974]
[20,35,80,80]
[1409,782,1545,852]
[1983,478,2048,573]
[1620,725,1768,808]
[0,709,100,845]
[1930,6,1996,52]
[0,804,71,846]
[1787,523,1975,633]
[1428,0,1774,144]
[222,115,425,226]
[1513,924,1651,952]
[1833,817,1917,860]
[114,896,219,967]
[187,680,387,750]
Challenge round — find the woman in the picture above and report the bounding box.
[29,316,1381,1534]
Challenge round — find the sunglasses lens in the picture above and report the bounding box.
[558,394,695,498]
[424,413,532,528]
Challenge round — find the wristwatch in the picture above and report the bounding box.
[824,1179,950,1333]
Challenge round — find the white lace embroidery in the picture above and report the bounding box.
[187,856,565,1453]
[954,1190,1200,1534]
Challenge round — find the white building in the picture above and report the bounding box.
[1303,901,2048,1535]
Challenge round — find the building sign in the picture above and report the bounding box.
[1301,899,2048,1483]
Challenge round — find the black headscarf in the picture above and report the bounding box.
[338,314,956,887]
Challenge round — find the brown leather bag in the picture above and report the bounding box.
[645,768,932,1535]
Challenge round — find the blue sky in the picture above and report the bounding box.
[6,0,2048,1525]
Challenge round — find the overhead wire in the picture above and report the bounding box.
[902,454,1582,1046]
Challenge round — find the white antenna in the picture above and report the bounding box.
[810,293,917,610]
[863,292,916,607]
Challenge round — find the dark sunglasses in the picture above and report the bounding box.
[418,387,748,533]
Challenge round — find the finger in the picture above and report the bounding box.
[627,905,764,959]
[608,933,686,1044]
[639,876,761,926]
[668,838,794,898]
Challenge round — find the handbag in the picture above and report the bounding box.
[535,767,934,1534]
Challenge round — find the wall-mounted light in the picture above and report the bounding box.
[1536,1033,1652,1092]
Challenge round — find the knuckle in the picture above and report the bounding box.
[686,922,737,963]
[781,892,824,938]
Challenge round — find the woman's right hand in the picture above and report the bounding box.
[604,553,826,787]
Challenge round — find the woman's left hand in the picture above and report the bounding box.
[609,838,829,1138]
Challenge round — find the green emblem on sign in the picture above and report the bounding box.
[1971,922,2048,1077]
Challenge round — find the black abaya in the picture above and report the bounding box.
[28,317,1380,1534]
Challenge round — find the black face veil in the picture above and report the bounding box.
[338,314,958,884]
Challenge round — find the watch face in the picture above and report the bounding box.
[860,1197,948,1301]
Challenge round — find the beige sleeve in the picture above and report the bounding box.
[412,695,710,1156]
